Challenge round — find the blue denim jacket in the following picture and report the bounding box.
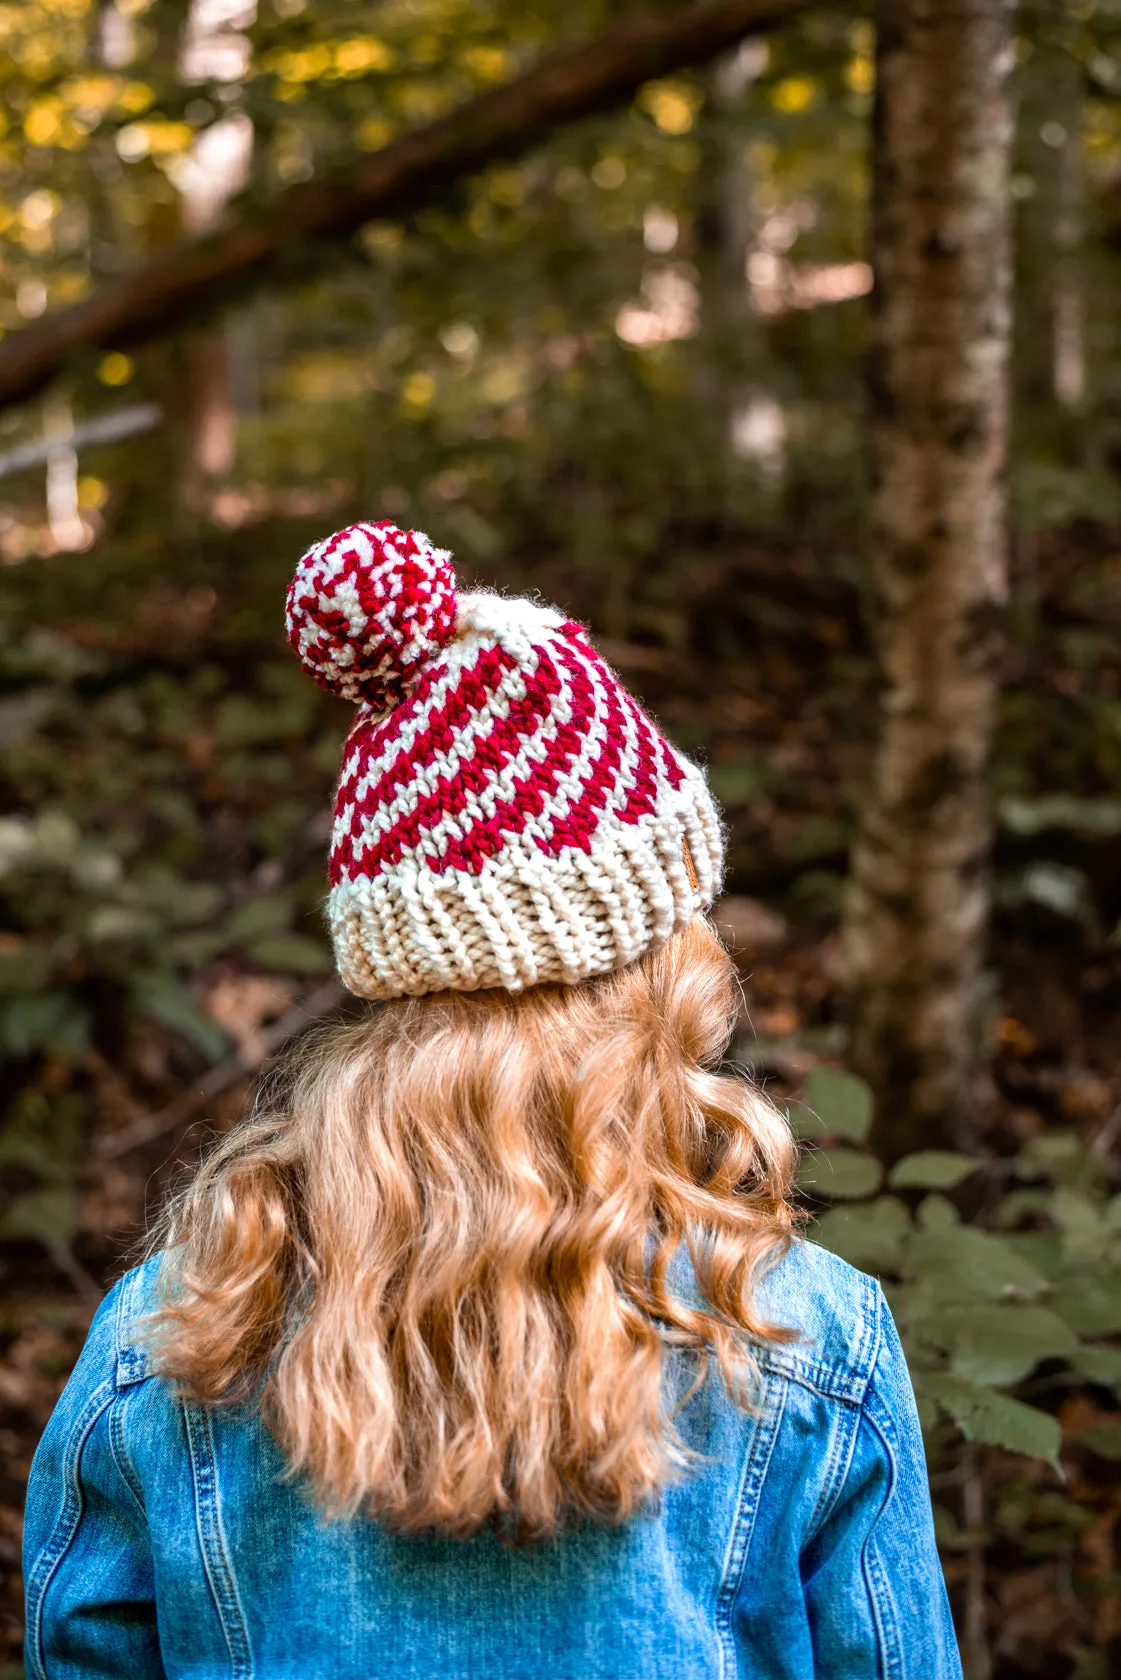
[24,1240,961,1680]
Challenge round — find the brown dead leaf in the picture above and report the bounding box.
[205,975,297,1066]
[714,896,790,956]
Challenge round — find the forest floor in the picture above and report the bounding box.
[3,518,1121,1677]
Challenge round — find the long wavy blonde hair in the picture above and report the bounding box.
[149,916,797,1539]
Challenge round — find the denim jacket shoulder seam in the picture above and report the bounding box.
[114,1259,155,1388]
[24,1377,116,1680]
[715,1370,789,1680]
[183,1399,255,1680]
[752,1274,882,1406]
[750,1350,862,1404]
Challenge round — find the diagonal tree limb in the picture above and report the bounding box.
[0,0,806,411]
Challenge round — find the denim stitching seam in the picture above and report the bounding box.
[115,1261,151,1387]
[183,1401,254,1680]
[861,1385,906,1680]
[107,1393,147,1521]
[801,1285,881,1541]
[24,1378,116,1680]
[714,1372,789,1680]
[806,1397,861,1541]
[752,1348,868,1405]
[754,1271,886,1407]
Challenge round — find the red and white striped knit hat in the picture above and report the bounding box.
[287,520,724,998]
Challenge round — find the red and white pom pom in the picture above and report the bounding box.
[286,521,457,706]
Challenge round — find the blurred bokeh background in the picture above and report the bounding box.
[3,1,1121,1674]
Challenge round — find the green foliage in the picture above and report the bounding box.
[887,1151,979,1191]
[803,1065,873,1140]
[0,618,338,1268]
[797,1145,882,1199]
[806,1071,1121,1480]
[923,1375,1062,1472]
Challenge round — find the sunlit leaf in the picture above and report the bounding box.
[797,1147,882,1201]
[922,1374,1062,1471]
[889,1151,979,1191]
[803,1067,873,1142]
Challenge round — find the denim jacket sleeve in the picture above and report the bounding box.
[23,1272,165,1680]
[798,1288,962,1680]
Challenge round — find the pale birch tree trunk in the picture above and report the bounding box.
[693,43,761,507]
[1014,1,1085,453]
[174,1,257,504]
[843,0,1016,1157]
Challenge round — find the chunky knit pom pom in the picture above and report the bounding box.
[286,521,457,706]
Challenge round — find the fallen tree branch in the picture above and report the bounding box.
[94,978,345,1160]
[0,0,806,411]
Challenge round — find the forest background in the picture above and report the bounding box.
[2,0,1121,1675]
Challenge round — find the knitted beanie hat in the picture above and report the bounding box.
[286,520,724,998]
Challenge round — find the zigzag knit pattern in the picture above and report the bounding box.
[287,521,724,998]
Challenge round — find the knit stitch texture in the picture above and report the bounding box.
[287,521,724,998]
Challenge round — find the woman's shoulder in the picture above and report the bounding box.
[751,1238,884,1404]
[669,1236,884,1407]
[64,1253,165,1397]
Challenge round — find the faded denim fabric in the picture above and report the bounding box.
[24,1240,961,1680]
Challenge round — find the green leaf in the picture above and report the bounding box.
[224,896,293,945]
[163,928,230,968]
[0,1091,85,1178]
[916,1193,961,1231]
[916,1304,1078,1386]
[1070,1344,1121,1386]
[1078,1421,1121,1461]
[0,1185,80,1252]
[889,1151,980,1191]
[922,1374,1062,1470]
[1049,1276,1121,1338]
[247,933,332,974]
[798,1147,883,1201]
[131,974,230,1063]
[999,795,1121,839]
[814,1195,911,1272]
[0,993,90,1059]
[786,1102,826,1141]
[1004,1231,1063,1279]
[993,1188,1054,1229]
[802,1067,873,1142]
[86,904,160,943]
[125,867,223,926]
[707,760,767,806]
[1049,1189,1108,1263]
[904,1225,1049,1309]
[1016,1131,1091,1186]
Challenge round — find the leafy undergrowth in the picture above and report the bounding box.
[793,1067,1121,1680]
[4,517,1121,1674]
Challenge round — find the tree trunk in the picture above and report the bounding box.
[175,2,258,501]
[693,43,761,508]
[1014,0,1084,458]
[843,0,1016,1158]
